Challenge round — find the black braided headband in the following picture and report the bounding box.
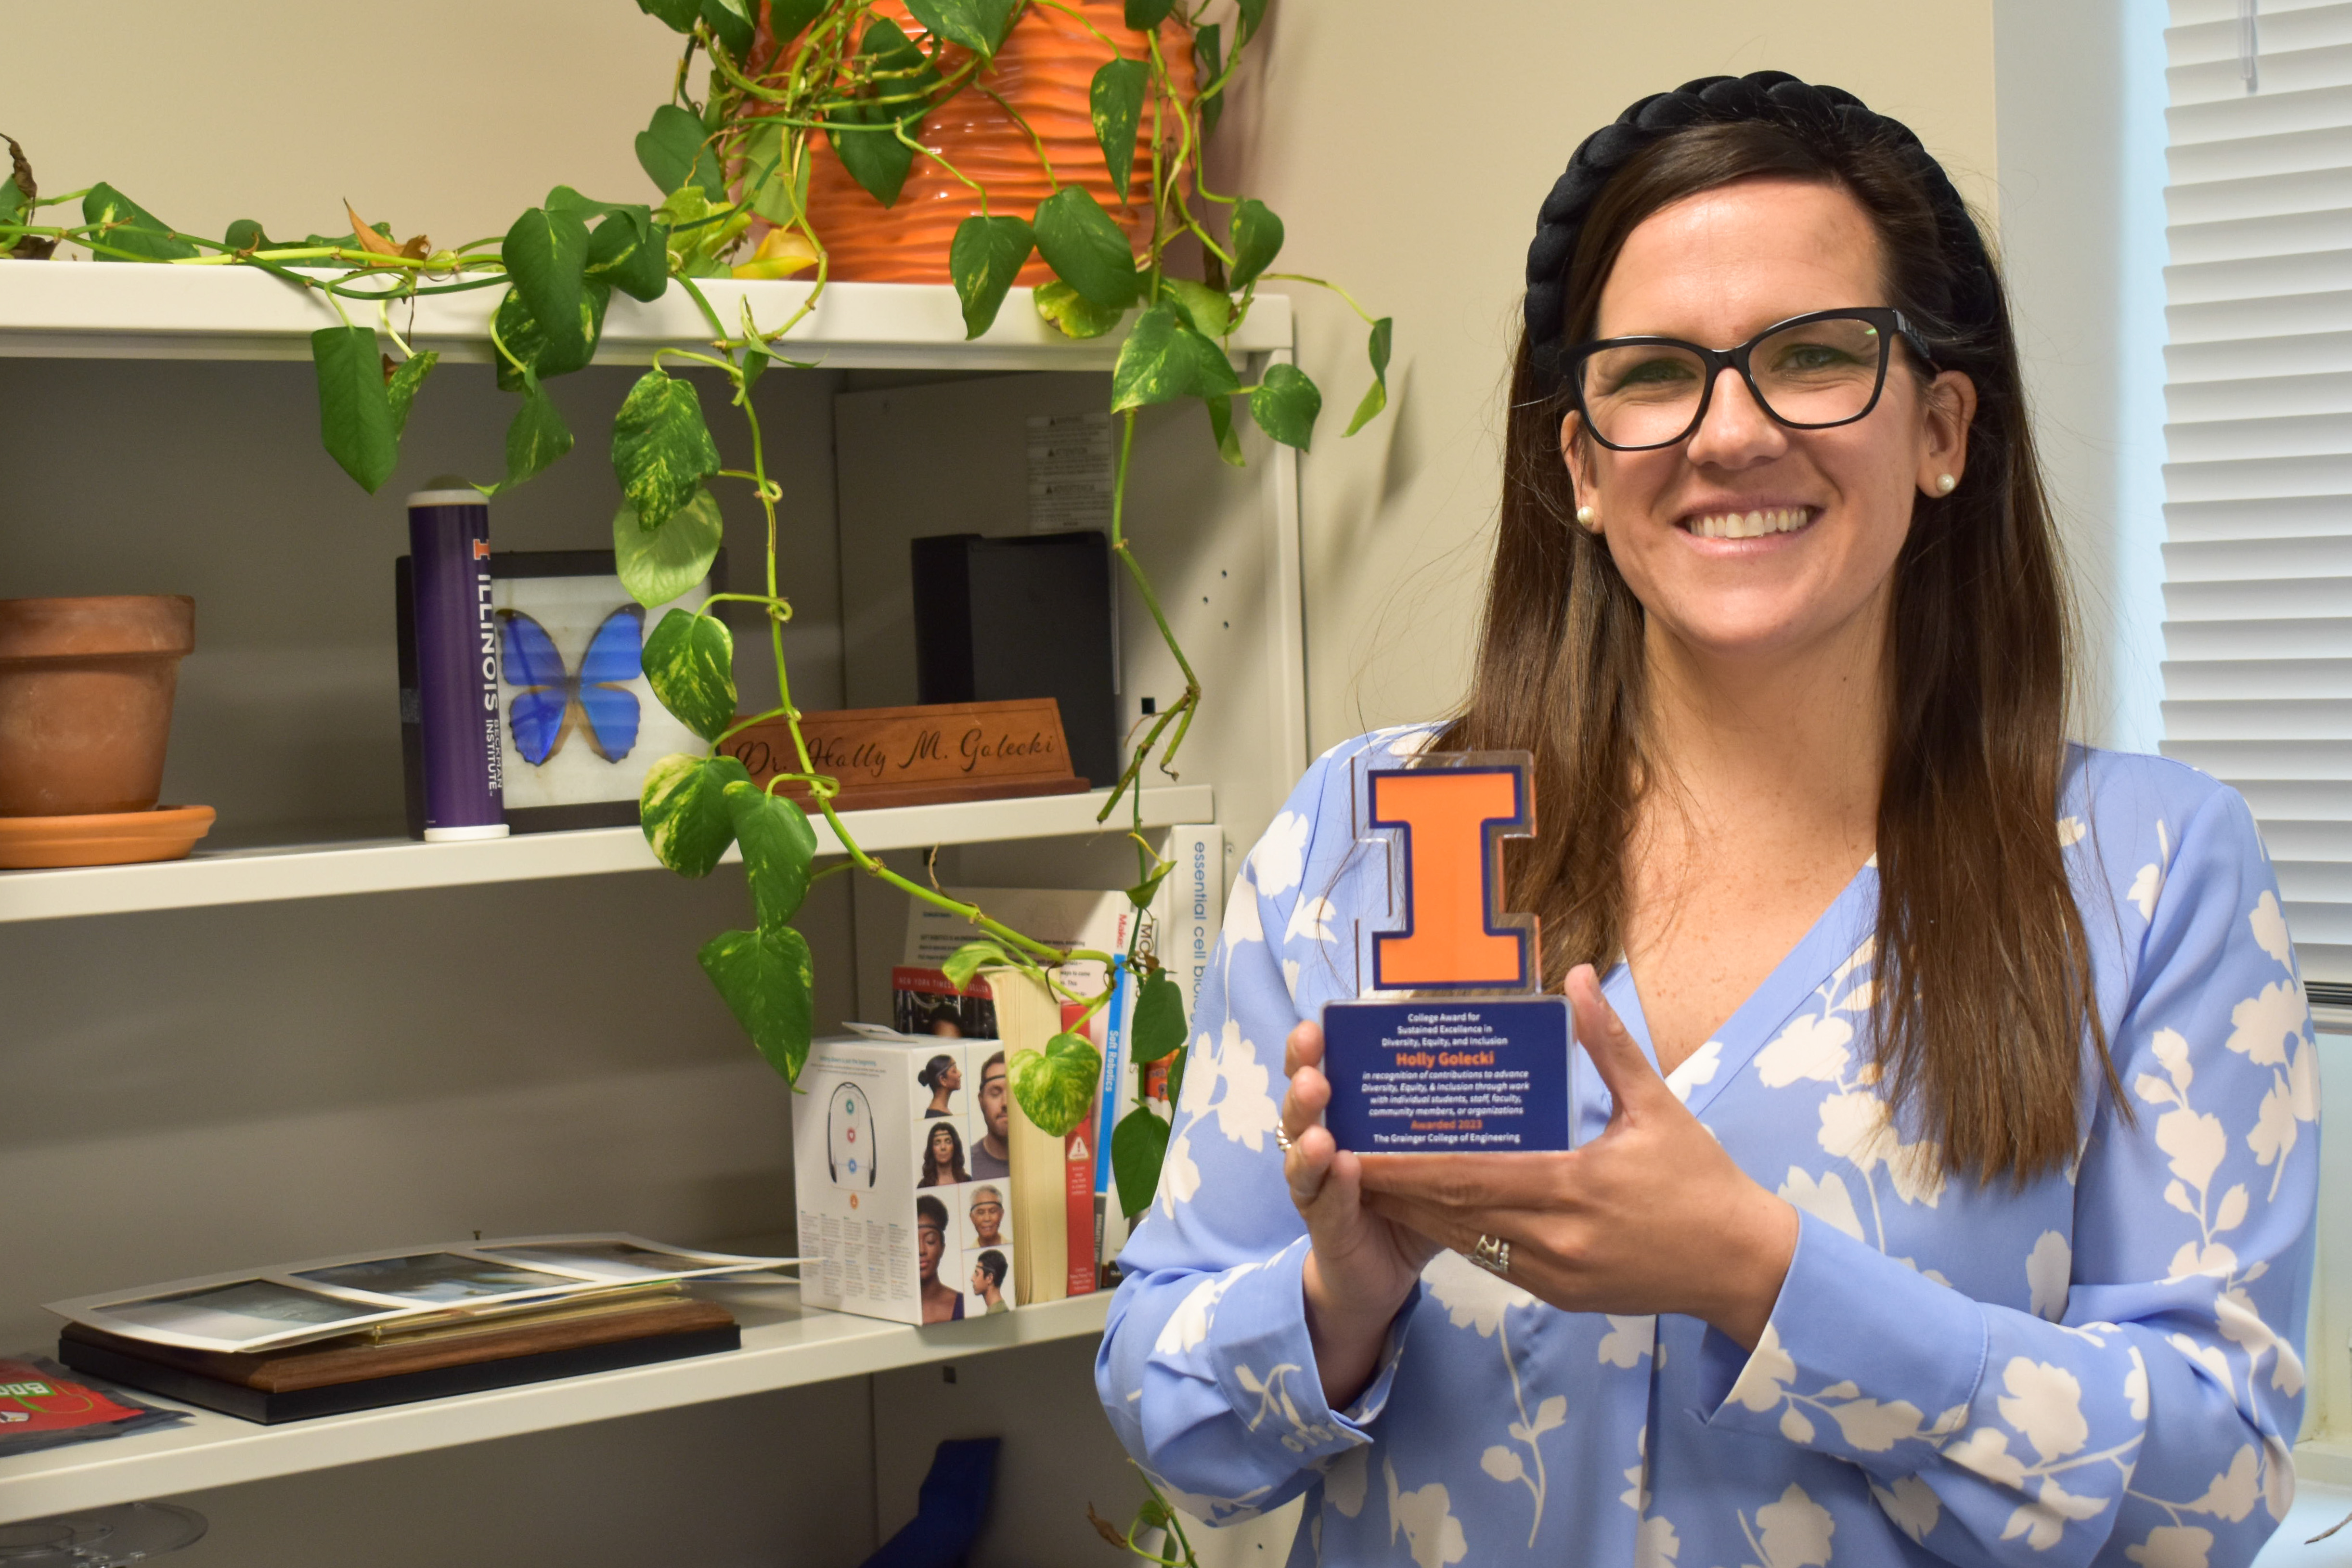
[1524,71,1996,396]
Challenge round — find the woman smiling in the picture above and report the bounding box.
[1096,73,2316,1568]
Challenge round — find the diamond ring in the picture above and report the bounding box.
[1275,1125,1296,1153]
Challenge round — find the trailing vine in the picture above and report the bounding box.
[0,0,1386,1240]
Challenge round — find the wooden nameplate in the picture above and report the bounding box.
[58,1296,739,1425]
[720,698,1091,812]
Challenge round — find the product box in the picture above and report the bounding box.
[793,1037,1020,1325]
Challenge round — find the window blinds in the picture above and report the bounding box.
[2162,0,2352,994]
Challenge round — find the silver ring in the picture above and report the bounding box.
[1470,1234,1511,1276]
[1274,1125,1296,1153]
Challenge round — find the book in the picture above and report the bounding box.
[403,489,506,841]
[986,970,1099,1304]
[1094,825,1224,1263]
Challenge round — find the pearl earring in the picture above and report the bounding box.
[1575,505,1598,529]
[1936,473,1958,495]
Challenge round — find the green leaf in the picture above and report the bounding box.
[1126,868,1171,909]
[1236,0,1268,42]
[1111,301,1239,412]
[1137,1496,1174,1534]
[1344,315,1393,436]
[494,376,576,494]
[725,780,819,933]
[502,205,593,373]
[1193,23,1225,142]
[829,105,920,208]
[637,0,701,29]
[1228,197,1283,290]
[1111,1104,1171,1218]
[1164,1039,1189,1115]
[1164,277,1233,338]
[643,608,737,742]
[905,0,1017,56]
[612,369,723,532]
[701,0,759,59]
[387,351,439,440]
[491,290,536,394]
[1033,186,1141,310]
[657,185,752,275]
[638,104,727,201]
[742,120,812,229]
[614,488,725,609]
[1011,1031,1102,1137]
[1204,394,1244,467]
[641,752,753,876]
[1034,279,1123,340]
[700,925,816,1084]
[943,939,1016,993]
[585,207,670,302]
[1249,361,1320,450]
[769,0,826,41]
[827,18,937,208]
[309,326,397,493]
[1124,0,1176,26]
[1090,57,1149,204]
[0,175,23,225]
[222,217,276,252]
[82,183,196,261]
[948,214,1034,339]
[1131,968,1188,1063]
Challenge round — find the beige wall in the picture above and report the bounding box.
[1223,0,2000,752]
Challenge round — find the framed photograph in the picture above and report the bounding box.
[68,1280,410,1354]
[47,1233,794,1355]
[291,1252,586,1306]
[492,550,727,833]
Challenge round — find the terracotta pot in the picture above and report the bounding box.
[775,0,1198,284]
[0,595,195,817]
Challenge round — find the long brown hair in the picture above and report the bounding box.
[1445,116,2112,1183]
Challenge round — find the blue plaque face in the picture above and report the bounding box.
[1322,998,1574,1153]
[1321,751,1577,1152]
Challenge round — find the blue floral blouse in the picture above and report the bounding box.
[1097,728,2318,1568]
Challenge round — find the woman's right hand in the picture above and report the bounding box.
[1283,1020,1442,1409]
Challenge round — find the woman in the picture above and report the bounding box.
[918,1121,969,1188]
[1097,74,2316,1568]
[916,1195,964,1324]
[920,1053,963,1118]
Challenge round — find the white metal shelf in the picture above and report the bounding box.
[0,265,1291,371]
[0,1283,1109,1523]
[0,785,1212,923]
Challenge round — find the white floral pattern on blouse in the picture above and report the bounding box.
[1096,728,2317,1568]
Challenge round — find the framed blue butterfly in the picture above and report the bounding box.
[497,606,646,765]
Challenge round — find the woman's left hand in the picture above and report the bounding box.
[1355,963,1797,1349]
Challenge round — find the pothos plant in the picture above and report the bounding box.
[0,0,1384,1250]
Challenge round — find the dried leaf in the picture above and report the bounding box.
[343,199,405,260]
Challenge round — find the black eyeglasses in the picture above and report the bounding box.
[1564,307,1936,452]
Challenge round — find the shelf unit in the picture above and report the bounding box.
[0,785,1213,923]
[0,263,1294,1561]
[0,1286,1109,1525]
[0,266,1293,370]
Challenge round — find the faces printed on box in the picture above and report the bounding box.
[969,1050,1011,1181]
[915,1194,966,1324]
[918,1053,962,1118]
[968,1245,1009,1314]
[964,1183,1008,1249]
[917,1120,971,1187]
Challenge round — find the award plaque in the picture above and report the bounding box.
[1320,751,1576,1153]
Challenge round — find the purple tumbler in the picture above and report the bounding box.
[407,488,507,841]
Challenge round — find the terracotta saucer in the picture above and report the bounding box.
[0,804,216,869]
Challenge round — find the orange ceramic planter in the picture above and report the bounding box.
[0,595,195,817]
[775,0,1198,284]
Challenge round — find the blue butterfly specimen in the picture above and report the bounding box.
[498,605,646,765]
